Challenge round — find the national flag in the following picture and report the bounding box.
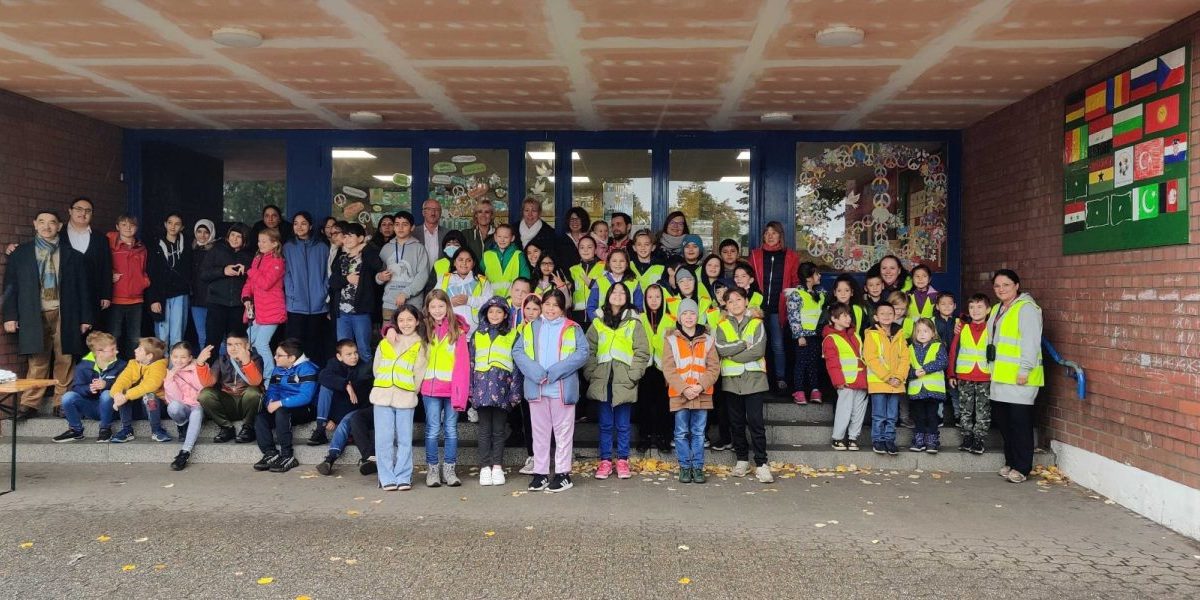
[1163,133,1187,164]
[1065,91,1085,124]
[1129,58,1158,101]
[1086,197,1109,229]
[1112,104,1142,147]
[1134,138,1164,181]
[1064,202,1087,233]
[1063,126,1086,164]
[1144,94,1179,134]
[1087,113,1113,156]
[1161,178,1182,213]
[1088,155,1114,194]
[1156,47,1186,90]
[1110,191,1133,224]
[1084,81,1108,120]
[1110,71,1130,108]
[1113,146,1134,189]
[1133,184,1159,221]
[1064,164,1088,200]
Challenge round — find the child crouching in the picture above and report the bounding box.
[164,342,205,470]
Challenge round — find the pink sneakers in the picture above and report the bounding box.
[595,459,613,479]
[791,391,808,405]
[809,390,823,404]
[616,459,632,479]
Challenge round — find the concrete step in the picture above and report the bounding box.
[9,417,1002,447]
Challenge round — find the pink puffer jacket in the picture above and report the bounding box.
[241,253,287,325]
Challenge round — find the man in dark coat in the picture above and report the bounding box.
[64,197,113,313]
[2,210,93,418]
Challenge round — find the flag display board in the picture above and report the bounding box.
[1063,46,1189,254]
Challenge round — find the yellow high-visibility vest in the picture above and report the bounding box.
[592,318,637,366]
[439,273,488,297]
[482,249,522,296]
[717,318,766,377]
[522,320,579,362]
[639,312,676,369]
[594,274,640,309]
[473,329,516,372]
[828,332,864,385]
[988,301,1044,386]
[909,292,936,319]
[569,261,605,310]
[955,325,991,376]
[795,288,824,331]
[373,338,422,391]
[907,341,946,395]
[425,333,457,383]
[630,262,665,292]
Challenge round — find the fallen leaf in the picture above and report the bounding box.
[299,474,318,479]
[677,545,690,551]
[257,577,274,585]
[346,510,361,516]
[372,500,383,504]
[460,497,468,501]
[96,535,111,543]
[484,531,496,537]
[296,596,313,600]
[344,559,358,565]
[813,523,826,528]
[67,554,85,566]
[931,473,942,479]
[330,556,342,562]
[827,520,839,524]
[871,539,880,544]
[524,526,534,531]
[354,496,365,501]
[994,504,1003,508]
[134,537,148,543]
[121,564,136,572]
[908,474,920,479]
[678,577,691,585]
[152,564,167,570]
[1104,499,1115,505]
[19,542,33,549]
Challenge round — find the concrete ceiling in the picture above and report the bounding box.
[0,0,1195,131]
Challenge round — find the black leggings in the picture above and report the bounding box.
[206,303,246,349]
[994,402,1034,476]
[636,366,671,442]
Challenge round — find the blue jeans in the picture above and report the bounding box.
[870,393,901,443]
[167,401,203,452]
[422,396,458,465]
[328,408,359,456]
[375,405,415,487]
[597,401,632,460]
[191,305,208,348]
[673,408,709,469]
[249,322,278,382]
[317,387,333,424]
[154,294,190,349]
[764,313,788,386]
[112,394,168,436]
[61,390,113,432]
[336,313,374,363]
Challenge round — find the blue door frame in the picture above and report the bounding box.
[122,128,962,295]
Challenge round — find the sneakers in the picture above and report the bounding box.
[426,465,442,488]
[467,407,479,423]
[998,465,1012,478]
[442,463,461,487]
[170,450,190,471]
[1006,470,1027,484]
[595,459,613,480]
[755,464,774,483]
[692,467,707,484]
[317,455,337,476]
[791,391,808,405]
[528,474,549,491]
[253,453,279,471]
[970,440,986,455]
[872,442,886,454]
[847,440,859,451]
[886,442,899,456]
[396,483,412,491]
[732,460,750,477]
[212,426,236,444]
[491,467,506,486]
[382,484,399,492]
[480,466,494,486]
[358,458,377,476]
[710,441,732,451]
[110,429,134,443]
[306,427,329,446]
[151,430,173,443]
[678,467,693,484]
[809,390,823,404]
[547,473,573,493]
[519,456,536,475]
[909,432,926,452]
[96,428,112,443]
[831,439,847,451]
[615,459,632,479]
[52,429,84,443]
[270,455,299,473]
[235,424,255,444]
[958,433,974,452]
[926,433,940,454]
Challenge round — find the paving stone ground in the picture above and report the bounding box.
[0,463,1197,599]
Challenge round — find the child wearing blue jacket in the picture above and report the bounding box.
[907,318,949,453]
[253,338,319,473]
[52,331,128,442]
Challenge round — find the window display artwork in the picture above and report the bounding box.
[428,148,509,231]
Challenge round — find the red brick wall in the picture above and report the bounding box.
[0,90,125,371]
[962,15,1200,490]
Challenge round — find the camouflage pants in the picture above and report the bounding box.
[955,380,991,439]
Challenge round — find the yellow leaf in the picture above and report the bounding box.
[19,542,33,549]
[677,545,690,551]
[484,531,496,537]
[346,510,361,516]
[96,535,112,543]
[678,577,691,585]
[121,564,136,572]
[153,564,167,570]
[344,559,358,565]
[257,577,274,585]
[297,596,313,600]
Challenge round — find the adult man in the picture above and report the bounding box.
[518,197,558,251]
[196,333,263,444]
[460,199,495,260]
[379,210,430,319]
[608,212,632,252]
[419,199,450,266]
[2,211,93,419]
[64,197,113,313]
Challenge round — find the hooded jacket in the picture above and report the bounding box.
[200,239,253,308]
[319,355,373,409]
[379,235,430,310]
[419,314,471,411]
[583,308,650,406]
[107,231,150,305]
[513,316,590,404]
[821,324,867,390]
[164,362,204,407]
[70,352,127,399]
[197,351,264,396]
[111,358,168,400]
[863,322,910,394]
[370,332,427,409]
[282,236,329,315]
[146,234,192,304]
[661,324,721,411]
[241,252,287,325]
[468,296,523,410]
[264,356,319,409]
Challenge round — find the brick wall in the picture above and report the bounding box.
[961,15,1200,489]
[0,89,125,372]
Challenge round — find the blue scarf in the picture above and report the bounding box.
[34,236,59,295]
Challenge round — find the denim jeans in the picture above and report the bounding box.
[673,408,709,470]
[336,313,374,363]
[422,395,459,465]
[154,294,190,350]
[61,390,113,432]
[167,401,203,452]
[375,405,415,487]
[763,313,788,387]
[316,386,333,424]
[597,401,632,460]
[113,393,168,436]
[191,305,208,348]
[248,322,278,382]
[328,408,359,456]
[870,393,901,443]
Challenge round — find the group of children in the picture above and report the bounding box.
[49,236,995,491]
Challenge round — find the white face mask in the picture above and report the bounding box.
[444,245,459,259]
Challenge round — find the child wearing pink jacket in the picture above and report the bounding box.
[164,342,206,471]
[419,290,471,488]
[241,229,287,382]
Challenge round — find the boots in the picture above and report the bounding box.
[442,462,461,487]
[909,432,926,452]
[926,431,940,454]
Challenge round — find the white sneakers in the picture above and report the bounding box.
[491,467,506,486]
[519,456,536,475]
[755,464,774,484]
[732,461,750,477]
[479,465,506,486]
[467,407,479,423]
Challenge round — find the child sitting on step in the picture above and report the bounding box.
[164,341,205,470]
[108,337,170,444]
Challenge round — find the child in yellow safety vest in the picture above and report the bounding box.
[949,294,992,455]
[371,304,427,492]
[887,290,916,430]
[420,289,470,488]
[481,224,528,298]
[662,298,720,484]
[785,261,826,405]
[863,302,909,456]
[821,304,868,451]
[569,235,604,324]
[469,296,523,487]
[440,247,493,334]
[635,284,675,453]
[587,248,643,315]
[906,318,948,453]
[714,287,773,484]
[584,282,650,481]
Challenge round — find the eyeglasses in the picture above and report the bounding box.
[668,219,685,226]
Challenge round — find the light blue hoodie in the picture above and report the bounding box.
[513,315,589,404]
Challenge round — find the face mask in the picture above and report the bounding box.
[444,245,459,259]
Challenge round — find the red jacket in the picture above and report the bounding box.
[240,253,287,325]
[948,320,991,382]
[107,232,149,305]
[749,246,799,327]
[821,325,867,390]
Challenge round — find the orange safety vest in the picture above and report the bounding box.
[666,332,715,397]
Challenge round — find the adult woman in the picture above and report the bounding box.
[250,204,293,244]
[200,223,253,349]
[658,211,689,258]
[748,221,799,394]
[867,254,912,295]
[283,212,330,364]
[564,207,591,249]
[147,213,192,349]
[986,269,1043,484]
[368,214,395,250]
[190,219,216,347]
[242,228,286,380]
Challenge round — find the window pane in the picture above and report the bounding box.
[795,142,948,272]
[331,147,412,233]
[428,148,510,232]
[571,149,652,234]
[669,149,751,254]
[525,141,556,226]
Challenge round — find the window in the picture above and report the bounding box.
[795,141,948,272]
[570,149,652,234]
[331,147,412,233]
[669,149,751,253]
[525,141,556,226]
[428,148,510,232]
